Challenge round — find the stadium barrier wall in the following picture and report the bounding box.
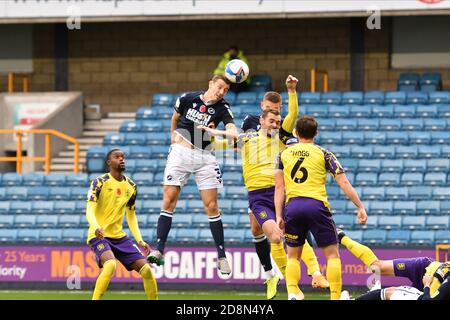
[0,246,435,289]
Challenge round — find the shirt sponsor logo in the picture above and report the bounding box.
[284,233,298,240]
[186,108,212,126]
[396,263,406,270]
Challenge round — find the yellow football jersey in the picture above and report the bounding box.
[241,131,288,191]
[277,143,344,207]
[86,173,137,242]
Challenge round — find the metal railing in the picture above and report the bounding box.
[436,244,450,262]
[7,72,30,93]
[0,129,79,174]
[310,69,329,93]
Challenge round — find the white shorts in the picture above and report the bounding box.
[382,286,422,300]
[163,143,223,190]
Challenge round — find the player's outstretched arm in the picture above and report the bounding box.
[197,125,239,139]
[281,75,299,134]
[274,169,286,232]
[335,173,367,225]
[126,207,149,254]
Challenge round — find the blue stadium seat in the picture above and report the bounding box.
[349,106,371,118]
[357,119,379,132]
[0,201,10,214]
[35,215,58,228]
[410,231,434,246]
[378,173,400,186]
[386,230,411,246]
[355,173,377,186]
[191,214,208,228]
[250,75,272,92]
[300,92,321,105]
[236,92,257,105]
[396,146,418,159]
[198,229,214,243]
[59,215,81,228]
[432,187,450,201]
[174,215,193,228]
[6,187,27,201]
[175,228,199,243]
[363,91,384,105]
[17,229,39,243]
[424,119,447,131]
[333,215,354,230]
[14,215,36,228]
[403,159,426,173]
[179,185,200,200]
[135,159,158,173]
[343,230,363,243]
[320,132,342,145]
[0,188,5,201]
[362,187,385,200]
[305,105,328,117]
[424,172,447,186]
[86,158,105,173]
[335,119,358,131]
[39,229,62,243]
[373,146,396,159]
[129,146,151,159]
[342,92,363,105]
[224,91,236,105]
[358,215,378,230]
[385,91,406,105]
[153,106,174,119]
[394,105,416,118]
[44,173,67,186]
[350,146,373,159]
[145,132,170,145]
[393,201,416,215]
[406,92,428,105]
[224,229,245,243]
[145,215,158,228]
[62,229,85,243]
[238,215,251,229]
[430,132,450,145]
[151,93,174,106]
[326,186,340,200]
[435,230,450,244]
[418,146,441,159]
[66,173,88,187]
[402,216,425,230]
[416,105,438,118]
[442,146,450,158]
[103,133,125,145]
[1,173,23,186]
[150,146,168,159]
[27,187,49,201]
[328,105,350,118]
[358,160,380,173]
[408,186,432,200]
[222,172,243,186]
[379,119,401,131]
[440,201,450,215]
[330,200,347,215]
[131,172,154,185]
[409,132,430,145]
[0,229,17,243]
[364,132,385,144]
[0,215,14,228]
[401,173,423,186]
[371,105,394,118]
[139,120,164,132]
[426,216,449,230]
[136,107,156,120]
[23,173,45,186]
[320,92,342,105]
[385,132,408,145]
[119,121,141,133]
[32,201,54,214]
[225,186,247,200]
[339,158,358,172]
[378,216,402,230]
[363,230,387,246]
[70,187,87,201]
[398,73,420,87]
[231,200,249,214]
[10,201,32,214]
[124,133,145,145]
[185,200,205,214]
[221,214,239,228]
[429,91,450,104]
[416,201,440,215]
[138,186,160,200]
[420,73,442,90]
[381,159,404,173]
[341,131,363,145]
[385,187,408,201]
[402,119,423,131]
[54,201,76,214]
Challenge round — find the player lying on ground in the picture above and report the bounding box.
[337,228,448,295]
[147,75,237,275]
[274,116,368,300]
[86,148,158,300]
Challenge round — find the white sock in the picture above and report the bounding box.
[265,269,276,278]
[312,271,321,277]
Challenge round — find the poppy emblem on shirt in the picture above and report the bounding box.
[116,188,122,196]
[396,263,406,270]
[199,105,206,113]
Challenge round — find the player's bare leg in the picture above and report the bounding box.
[285,245,305,300]
[92,250,116,300]
[131,259,158,300]
[321,244,342,300]
[148,185,181,266]
[200,188,231,275]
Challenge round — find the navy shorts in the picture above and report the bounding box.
[284,197,338,248]
[89,236,146,271]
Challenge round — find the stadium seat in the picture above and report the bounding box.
[0,188,5,201]
[23,173,45,186]
[435,230,450,244]
[358,160,380,173]
[330,145,351,158]
[349,106,371,118]
[363,91,384,105]
[379,119,401,131]
[139,121,164,132]
[224,91,236,105]
[378,173,400,186]
[381,159,404,173]
[151,93,174,106]
[371,104,394,118]
[424,118,447,131]
[35,215,58,228]
[350,146,373,159]
[420,73,442,91]
[32,201,54,215]
[0,229,17,243]
[59,215,81,228]
[385,187,408,201]
[131,173,154,185]
[103,133,125,145]
[362,230,387,246]
[342,91,363,105]
[317,118,335,131]
[330,200,347,215]
[221,214,239,228]
[236,92,257,105]
[10,201,32,215]
[326,186,340,200]
[410,231,434,246]
[172,215,193,228]
[401,173,423,186]
[426,216,449,230]
[342,131,364,144]
[124,133,146,145]
[141,200,162,214]
[416,201,440,215]
[328,105,350,118]
[136,107,156,120]
[54,202,76,215]
[66,173,89,187]
[0,201,10,214]
[335,119,358,131]
[44,173,67,186]
[343,230,363,243]
[424,172,446,186]
[145,132,170,146]
[320,92,342,105]
[6,187,27,201]
[225,186,247,200]
[359,215,378,230]
[393,201,416,215]
[333,215,354,230]
[402,119,423,131]
[339,158,358,173]
[300,92,320,105]
[153,106,174,119]
[224,229,245,243]
[14,215,36,228]
[409,132,431,145]
[430,132,450,145]
[378,216,402,230]
[408,186,432,200]
[250,75,272,92]
[0,215,14,228]
[432,187,450,201]
[39,229,62,243]
[320,131,342,145]
[398,73,420,87]
[403,159,426,173]
[355,173,377,186]
[87,158,106,173]
[26,187,49,201]
[385,132,408,145]
[373,146,396,159]
[416,105,438,118]
[149,146,168,159]
[17,229,39,243]
[402,216,425,230]
[197,229,214,243]
[70,187,88,201]
[364,132,385,144]
[394,105,416,118]
[406,91,428,105]
[442,146,450,158]
[429,91,450,104]
[62,229,85,243]
[222,172,243,186]
[384,91,406,105]
[231,200,249,214]
[305,105,328,118]
[174,228,199,243]
[418,146,442,159]
[120,121,141,133]
[386,230,411,246]
[358,119,380,131]
[1,173,23,186]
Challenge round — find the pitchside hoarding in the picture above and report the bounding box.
[0,246,435,287]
